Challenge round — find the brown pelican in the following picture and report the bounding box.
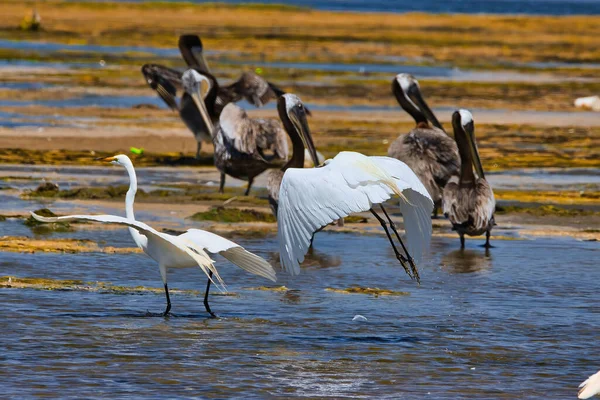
[267,94,320,215]
[141,34,289,158]
[442,110,495,248]
[182,70,288,195]
[387,73,459,216]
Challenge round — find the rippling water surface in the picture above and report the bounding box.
[1,226,598,398]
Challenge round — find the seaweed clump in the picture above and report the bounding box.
[189,206,276,223]
[326,286,409,297]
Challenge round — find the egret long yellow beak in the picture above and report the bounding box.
[95,156,117,162]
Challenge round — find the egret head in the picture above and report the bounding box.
[97,154,133,167]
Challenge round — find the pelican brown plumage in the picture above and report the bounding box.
[267,94,319,215]
[442,110,495,248]
[141,34,289,158]
[387,73,459,216]
[182,70,288,195]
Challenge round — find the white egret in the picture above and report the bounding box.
[442,110,495,248]
[31,155,276,317]
[579,370,600,399]
[277,151,434,282]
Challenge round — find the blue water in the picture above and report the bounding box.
[123,0,600,15]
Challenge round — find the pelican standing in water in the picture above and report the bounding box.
[442,110,495,248]
[142,35,288,158]
[31,155,276,317]
[183,69,288,195]
[387,73,459,216]
[277,151,433,282]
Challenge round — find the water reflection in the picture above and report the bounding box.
[441,248,493,274]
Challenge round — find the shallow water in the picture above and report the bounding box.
[1,229,599,398]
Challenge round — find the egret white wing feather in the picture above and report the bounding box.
[179,229,276,282]
[277,152,433,275]
[579,370,600,399]
[30,212,226,290]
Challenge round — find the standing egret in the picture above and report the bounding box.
[182,69,288,195]
[388,73,459,216]
[442,110,495,248]
[277,151,433,282]
[31,155,276,317]
[579,370,600,399]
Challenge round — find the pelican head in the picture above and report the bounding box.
[278,94,319,167]
[452,109,485,180]
[392,73,444,131]
[182,69,215,136]
[178,34,211,73]
[97,154,133,167]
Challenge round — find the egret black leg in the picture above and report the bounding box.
[369,208,414,281]
[163,283,172,316]
[219,173,226,193]
[203,271,217,318]
[244,178,254,196]
[379,204,420,283]
[460,234,465,249]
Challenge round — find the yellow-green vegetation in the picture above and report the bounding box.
[495,190,600,206]
[1,0,599,65]
[326,286,410,297]
[23,208,73,233]
[25,183,132,200]
[0,236,141,253]
[495,204,600,217]
[344,215,369,224]
[188,206,276,223]
[246,286,290,292]
[0,275,199,295]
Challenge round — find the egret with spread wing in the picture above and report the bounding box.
[579,370,600,399]
[31,155,276,317]
[442,110,495,248]
[388,74,459,217]
[183,69,288,195]
[277,151,433,282]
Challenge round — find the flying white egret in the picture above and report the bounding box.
[442,110,495,248]
[277,151,434,282]
[31,155,276,317]
[579,370,600,399]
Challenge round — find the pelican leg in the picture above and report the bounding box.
[369,208,414,281]
[482,231,493,249]
[460,234,465,249]
[244,178,254,196]
[203,271,217,318]
[432,206,439,219]
[195,141,202,160]
[379,204,420,283]
[163,283,172,316]
[219,173,226,193]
